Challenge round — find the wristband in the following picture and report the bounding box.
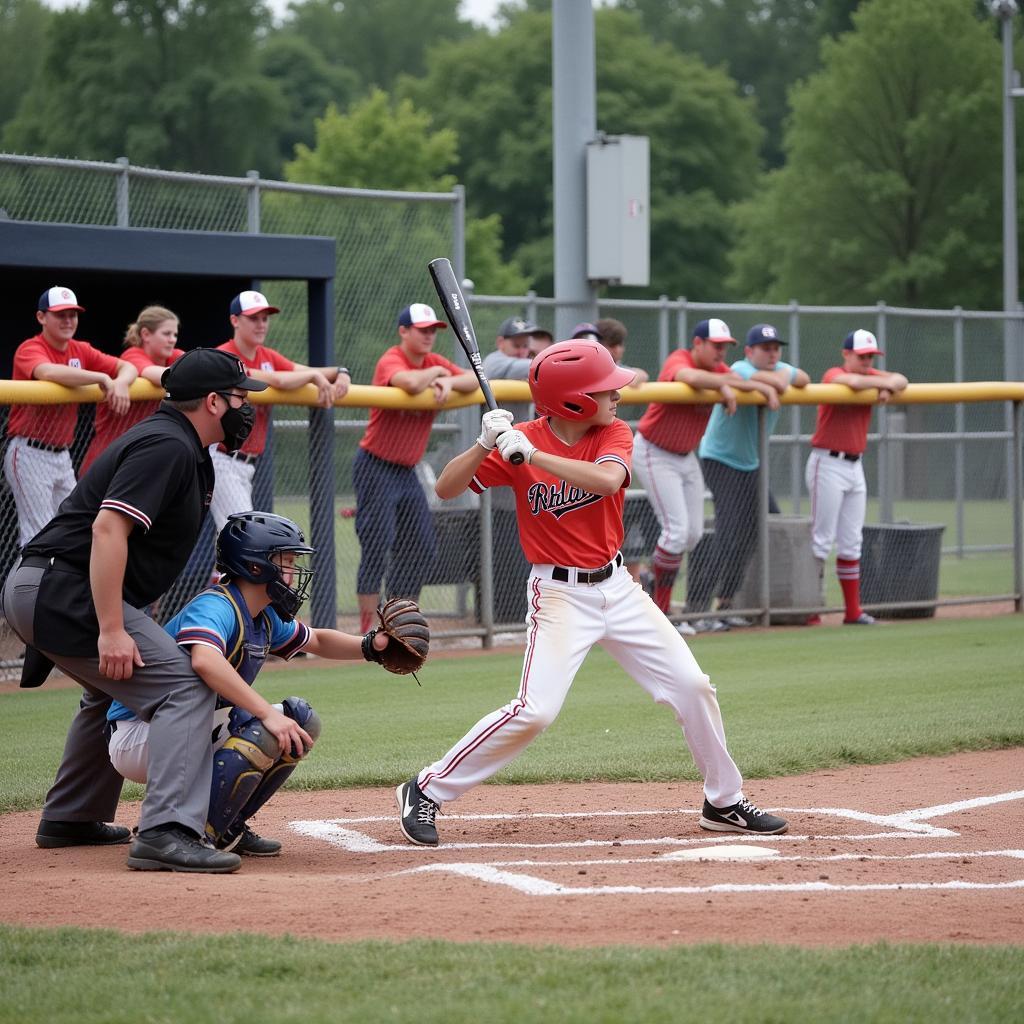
[361,628,383,663]
[337,366,350,380]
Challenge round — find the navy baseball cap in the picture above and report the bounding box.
[230,290,280,316]
[843,328,884,355]
[38,286,85,313]
[398,303,447,329]
[746,323,787,346]
[162,348,268,401]
[693,318,737,343]
[571,322,602,340]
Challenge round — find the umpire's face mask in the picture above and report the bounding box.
[219,397,255,452]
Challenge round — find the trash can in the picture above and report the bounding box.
[860,522,945,618]
[732,515,820,625]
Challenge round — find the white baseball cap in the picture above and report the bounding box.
[38,286,84,313]
[843,329,884,355]
[398,303,447,329]
[230,290,280,316]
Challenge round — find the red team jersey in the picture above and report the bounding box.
[809,366,884,455]
[81,345,186,475]
[469,417,633,568]
[216,339,295,456]
[636,348,728,454]
[360,347,464,467]
[8,334,122,448]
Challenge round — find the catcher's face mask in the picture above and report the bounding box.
[267,550,315,621]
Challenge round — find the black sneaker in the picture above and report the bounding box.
[699,797,788,835]
[128,825,241,873]
[36,819,132,848]
[220,822,282,857]
[395,776,439,846]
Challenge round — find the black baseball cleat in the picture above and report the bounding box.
[699,797,788,835]
[396,776,439,846]
[35,818,132,848]
[219,822,282,857]
[127,825,241,873]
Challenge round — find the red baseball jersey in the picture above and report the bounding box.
[810,366,885,455]
[469,417,633,568]
[217,339,295,455]
[636,348,727,454]
[360,346,464,467]
[81,346,186,476]
[8,334,122,447]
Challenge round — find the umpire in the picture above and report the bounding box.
[2,348,281,873]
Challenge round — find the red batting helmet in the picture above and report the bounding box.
[529,339,636,421]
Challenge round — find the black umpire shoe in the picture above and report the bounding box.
[396,776,439,846]
[699,797,788,835]
[127,825,241,873]
[219,822,282,857]
[35,819,132,848]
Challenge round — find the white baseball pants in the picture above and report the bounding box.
[805,448,867,561]
[418,565,744,808]
[3,437,76,547]
[631,432,705,554]
[209,448,256,529]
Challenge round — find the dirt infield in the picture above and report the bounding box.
[3,748,1022,947]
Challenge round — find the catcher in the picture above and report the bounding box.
[105,511,429,867]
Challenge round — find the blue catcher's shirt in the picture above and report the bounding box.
[107,581,311,723]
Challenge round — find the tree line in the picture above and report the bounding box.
[0,0,1017,308]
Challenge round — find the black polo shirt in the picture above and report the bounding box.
[24,404,214,654]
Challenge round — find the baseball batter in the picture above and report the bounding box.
[5,287,137,546]
[806,329,908,625]
[395,339,787,847]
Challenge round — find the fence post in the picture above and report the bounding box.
[657,295,670,364]
[115,157,130,227]
[676,296,687,357]
[1013,400,1023,613]
[246,170,260,233]
[526,289,538,325]
[452,184,466,280]
[788,299,801,514]
[953,307,965,558]
[875,300,893,524]
[757,405,771,626]
[479,488,495,646]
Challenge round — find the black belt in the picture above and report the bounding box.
[219,449,259,465]
[828,450,861,463]
[552,552,623,585]
[25,438,69,453]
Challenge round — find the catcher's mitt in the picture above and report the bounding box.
[362,598,430,681]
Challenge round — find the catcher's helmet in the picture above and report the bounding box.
[216,511,315,621]
[529,339,635,421]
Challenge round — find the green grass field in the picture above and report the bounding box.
[2,615,1022,1021]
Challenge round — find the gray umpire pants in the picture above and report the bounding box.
[2,563,216,835]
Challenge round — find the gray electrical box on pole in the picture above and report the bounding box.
[586,134,650,286]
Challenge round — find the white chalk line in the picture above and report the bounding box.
[393,862,1024,897]
[288,789,1024,896]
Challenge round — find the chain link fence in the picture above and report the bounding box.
[0,154,1021,679]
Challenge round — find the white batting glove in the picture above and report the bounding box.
[495,428,536,464]
[477,408,514,450]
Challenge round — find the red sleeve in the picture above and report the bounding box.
[426,353,464,376]
[596,420,634,484]
[72,341,121,376]
[373,347,411,386]
[12,339,49,379]
[264,346,295,372]
[469,447,512,492]
[821,366,844,384]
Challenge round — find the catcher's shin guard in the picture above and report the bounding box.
[229,697,322,830]
[205,709,280,844]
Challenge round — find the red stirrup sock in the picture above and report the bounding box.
[652,545,683,614]
[836,558,862,621]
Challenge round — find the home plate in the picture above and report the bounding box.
[662,845,780,862]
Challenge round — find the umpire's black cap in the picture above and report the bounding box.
[161,348,268,401]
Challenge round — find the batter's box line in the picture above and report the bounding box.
[289,789,1024,853]
[394,863,1024,897]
